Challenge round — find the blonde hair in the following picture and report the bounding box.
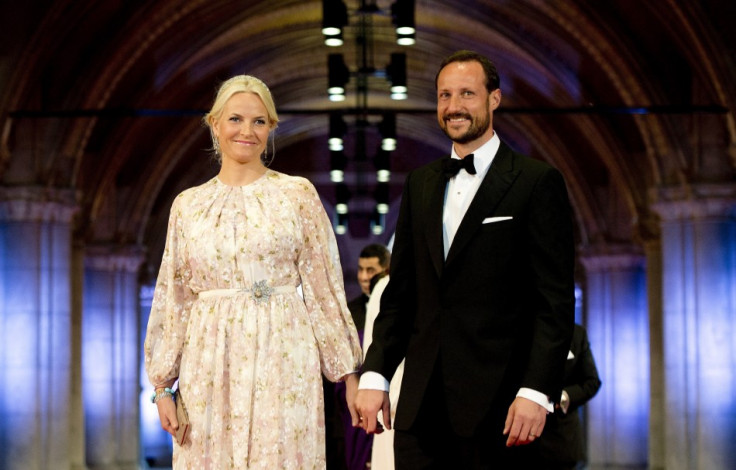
[203,75,280,163]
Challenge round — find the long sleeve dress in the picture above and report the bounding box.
[144,170,362,469]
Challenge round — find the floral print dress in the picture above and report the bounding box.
[144,171,362,469]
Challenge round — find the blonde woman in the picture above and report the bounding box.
[144,75,362,469]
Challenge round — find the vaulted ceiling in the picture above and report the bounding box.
[1,0,734,281]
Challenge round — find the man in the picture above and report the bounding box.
[329,244,390,469]
[348,244,392,337]
[353,50,575,468]
[537,324,601,470]
[361,273,402,470]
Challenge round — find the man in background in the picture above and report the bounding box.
[348,244,392,339]
[327,244,391,469]
[361,272,401,469]
[537,323,601,470]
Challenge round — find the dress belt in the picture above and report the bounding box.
[198,281,294,304]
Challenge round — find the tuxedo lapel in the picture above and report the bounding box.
[445,143,520,267]
[423,163,447,278]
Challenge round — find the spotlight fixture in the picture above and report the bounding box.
[385,53,408,100]
[329,113,347,151]
[379,114,397,152]
[371,210,385,235]
[328,54,350,101]
[321,1,415,234]
[335,213,348,235]
[374,149,391,183]
[330,150,346,183]
[396,32,415,46]
[325,31,344,47]
[322,0,348,46]
[374,182,390,215]
[391,0,415,45]
[335,182,351,215]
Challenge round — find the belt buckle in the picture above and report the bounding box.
[249,280,273,304]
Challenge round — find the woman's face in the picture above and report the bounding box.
[212,92,271,165]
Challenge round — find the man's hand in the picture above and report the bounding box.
[503,396,547,446]
[354,389,390,434]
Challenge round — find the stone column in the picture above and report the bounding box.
[651,185,736,470]
[0,187,79,470]
[580,246,649,469]
[643,233,665,470]
[83,245,145,470]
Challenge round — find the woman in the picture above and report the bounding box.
[144,75,362,469]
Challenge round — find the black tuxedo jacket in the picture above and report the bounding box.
[347,293,368,333]
[538,324,602,463]
[363,141,575,436]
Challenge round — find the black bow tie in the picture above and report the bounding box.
[442,154,476,179]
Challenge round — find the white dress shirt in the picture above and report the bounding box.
[443,134,499,258]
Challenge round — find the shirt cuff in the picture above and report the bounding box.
[517,387,554,413]
[358,371,390,392]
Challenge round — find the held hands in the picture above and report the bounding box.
[155,396,180,438]
[503,396,547,447]
[353,388,390,434]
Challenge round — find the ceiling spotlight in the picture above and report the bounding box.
[322,0,348,45]
[374,149,391,183]
[325,32,344,47]
[386,53,407,100]
[335,213,348,235]
[375,183,390,215]
[396,33,415,46]
[329,113,347,151]
[379,114,397,151]
[328,54,350,100]
[330,169,345,183]
[371,211,385,235]
[391,0,415,41]
[330,150,346,183]
[336,183,351,216]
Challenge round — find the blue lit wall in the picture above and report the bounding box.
[139,283,175,466]
[659,211,736,469]
[1,206,76,469]
[582,253,649,468]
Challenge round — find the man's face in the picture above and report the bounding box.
[357,257,385,295]
[436,61,501,148]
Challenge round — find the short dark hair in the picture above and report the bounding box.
[435,50,500,93]
[359,244,391,269]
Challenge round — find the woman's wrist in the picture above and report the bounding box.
[150,387,175,403]
[338,371,355,381]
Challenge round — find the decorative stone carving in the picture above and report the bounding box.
[650,183,736,221]
[0,186,78,223]
[84,245,146,273]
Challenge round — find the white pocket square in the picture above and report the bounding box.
[482,216,513,224]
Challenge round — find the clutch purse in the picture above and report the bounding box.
[174,389,190,445]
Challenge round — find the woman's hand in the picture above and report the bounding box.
[345,373,360,421]
[155,396,179,437]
